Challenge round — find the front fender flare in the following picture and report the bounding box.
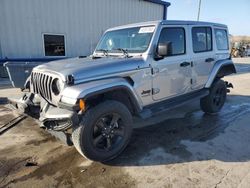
[60,77,143,112]
[205,59,236,88]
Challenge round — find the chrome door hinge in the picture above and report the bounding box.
[152,67,160,75]
[152,88,160,95]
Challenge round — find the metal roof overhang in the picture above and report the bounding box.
[144,0,171,20]
[144,0,171,7]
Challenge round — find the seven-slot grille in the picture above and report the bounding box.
[31,72,53,101]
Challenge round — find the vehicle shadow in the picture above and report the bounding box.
[106,95,250,167]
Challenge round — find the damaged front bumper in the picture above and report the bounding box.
[9,93,79,145]
[12,93,79,130]
[39,103,79,131]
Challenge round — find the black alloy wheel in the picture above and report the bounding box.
[72,100,132,162]
[200,79,227,114]
[92,113,125,152]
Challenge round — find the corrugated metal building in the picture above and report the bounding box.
[0,0,170,61]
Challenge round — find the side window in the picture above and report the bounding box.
[192,27,212,53]
[215,29,229,50]
[158,27,185,56]
[44,34,65,56]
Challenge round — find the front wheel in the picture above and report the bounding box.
[72,100,133,162]
[200,79,227,114]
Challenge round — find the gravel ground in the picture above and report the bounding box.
[0,58,250,188]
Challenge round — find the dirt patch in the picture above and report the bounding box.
[0,146,136,188]
[0,106,136,188]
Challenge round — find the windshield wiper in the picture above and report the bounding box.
[97,49,109,56]
[114,48,130,58]
[92,49,109,59]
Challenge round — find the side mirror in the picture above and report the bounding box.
[156,42,172,57]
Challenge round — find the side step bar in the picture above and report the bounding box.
[138,89,209,119]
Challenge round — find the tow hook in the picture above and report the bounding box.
[225,81,234,93]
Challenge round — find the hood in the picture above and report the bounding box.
[34,56,147,83]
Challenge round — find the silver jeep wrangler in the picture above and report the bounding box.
[15,20,236,162]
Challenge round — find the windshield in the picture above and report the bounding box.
[95,26,155,54]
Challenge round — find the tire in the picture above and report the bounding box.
[200,79,227,114]
[72,100,133,162]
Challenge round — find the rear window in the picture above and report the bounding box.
[192,27,212,53]
[215,29,229,50]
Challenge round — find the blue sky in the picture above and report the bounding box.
[167,0,250,36]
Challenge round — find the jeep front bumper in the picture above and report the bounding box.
[11,93,79,131]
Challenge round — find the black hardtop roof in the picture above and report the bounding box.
[161,20,227,28]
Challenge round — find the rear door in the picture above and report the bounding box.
[190,26,216,90]
[152,25,192,101]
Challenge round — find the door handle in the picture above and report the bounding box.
[180,62,191,67]
[205,58,215,63]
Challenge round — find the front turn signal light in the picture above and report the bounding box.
[79,99,86,111]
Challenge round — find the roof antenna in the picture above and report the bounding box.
[197,0,202,21]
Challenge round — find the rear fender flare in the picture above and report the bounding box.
[205,59,236,88]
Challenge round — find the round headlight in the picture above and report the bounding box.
[52,78,62,95]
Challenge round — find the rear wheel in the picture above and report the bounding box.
[72,100,132,162]
[200,79,227,114]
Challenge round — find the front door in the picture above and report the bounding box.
[152,26,192,101]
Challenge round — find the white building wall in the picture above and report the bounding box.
[0,0,164,59]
